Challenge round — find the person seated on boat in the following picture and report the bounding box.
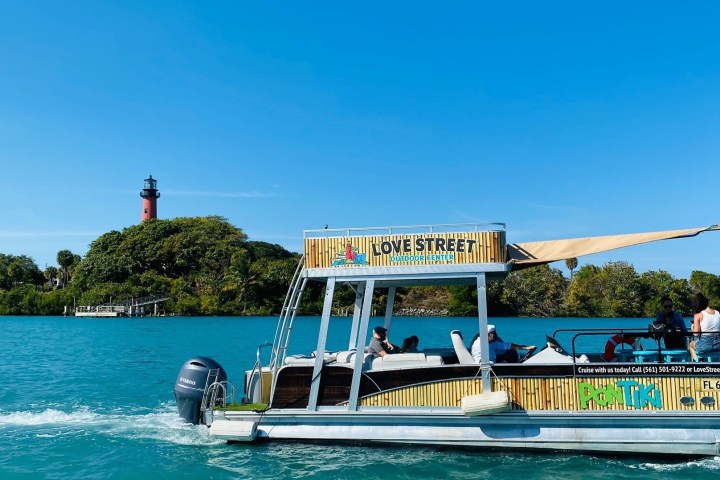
[368,326,397,358]
[689,293,720,361]
[401,335,420,353]
[652,297,688,350]
[470,325,536,363]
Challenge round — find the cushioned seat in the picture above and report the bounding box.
[663,349,690,362]
[284,352,337,366]
[616,348,635,362]
[451,330,477,365]
[312,351,338,362]
[335,349,374,370]
[695,351,720,362]
[633,350,691,363]
[370,353,444,370]
[632,351,660,363]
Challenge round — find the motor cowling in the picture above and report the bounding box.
[174,356,227,425]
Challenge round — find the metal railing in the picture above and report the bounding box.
[304,222,506,238]
[95,293,170,308]
[201,369,236,412]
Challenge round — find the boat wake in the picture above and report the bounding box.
[2,403,720,478]
[204,446,720,480]
[0,402,224,446]
[635,457,720,473]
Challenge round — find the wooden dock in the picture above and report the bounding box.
[73,294,170,317]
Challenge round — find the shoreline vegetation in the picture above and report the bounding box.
[1,216,719,318]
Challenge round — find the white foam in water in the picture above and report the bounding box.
[110,407,224,446]
[636,457,720,472]
[0,407,101,426]
[0,402,223,446]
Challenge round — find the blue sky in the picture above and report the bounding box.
[0,2,718,279]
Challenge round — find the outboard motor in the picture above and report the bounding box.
[174,356,227,425]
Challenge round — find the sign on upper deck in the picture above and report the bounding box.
[303,224,507,270]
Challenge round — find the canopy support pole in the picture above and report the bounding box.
[349,279,375,411]
[308,277,335,411]
[384,287,396,330]
[476,273,491,392]
[348,282,366,350]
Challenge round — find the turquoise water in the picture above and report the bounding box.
[1,315,719,479]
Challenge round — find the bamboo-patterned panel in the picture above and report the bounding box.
[304,231,506,269]
[357,376,720,412]
[359,378,484,407]
[694,378,720,410]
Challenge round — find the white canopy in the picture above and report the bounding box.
[507,225,719,270]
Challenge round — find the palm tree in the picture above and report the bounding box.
[223,252,260,314]
[565,257,578,281]
[57,250,74,288]
[44,266,59,289]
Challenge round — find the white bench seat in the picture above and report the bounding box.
[370,352,444,370]
[284,351,338,366]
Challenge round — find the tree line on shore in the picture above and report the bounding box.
[0,216,718,317]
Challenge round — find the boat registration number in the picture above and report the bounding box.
[697,379,720,391]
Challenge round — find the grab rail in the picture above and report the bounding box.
[270,255,305,371]
[568,330,707,363]
[304,222,506,238]
[246,341,273,404]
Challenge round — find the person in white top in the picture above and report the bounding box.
[471,324,536,363]
[689,292,720,361]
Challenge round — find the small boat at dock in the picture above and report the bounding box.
[174,222,720,456]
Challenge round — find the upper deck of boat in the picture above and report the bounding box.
[301,223,511,284]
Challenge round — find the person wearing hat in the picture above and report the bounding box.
[471,324,536,363]
[368,326,396,358]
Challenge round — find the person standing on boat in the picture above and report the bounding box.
[368,326,396,357]
[653,297,688,349]
[471,325,536,363]
[689,293,720,361]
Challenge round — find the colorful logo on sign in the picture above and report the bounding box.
[331,242,368,267]
[578,380,662,409]
[370,237,477,264]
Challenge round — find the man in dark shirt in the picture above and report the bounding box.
[367,326,395,357]
[653,297,688,349]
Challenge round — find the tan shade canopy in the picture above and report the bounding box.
[507,225,719,270]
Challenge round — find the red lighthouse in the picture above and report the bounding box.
[140,175,160,222]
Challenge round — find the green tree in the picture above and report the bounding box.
[638,270,679,316]
[74,216,248,288]
[565,265,602,317]
[501,265,567,317]
[70,216,307,315]
[253,257,302,314]
[447,285,477,316]
[0,254,44,290]
[566,261,643,317]
[690,271,720,303]
[446,281,511,316]
[38,288,75,315]
[223,250,261,314]
[0,284,41,314]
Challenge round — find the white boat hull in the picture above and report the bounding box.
[211,408,720,456]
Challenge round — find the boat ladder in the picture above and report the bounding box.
[269,255,308,372]
[200,368,232,413]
